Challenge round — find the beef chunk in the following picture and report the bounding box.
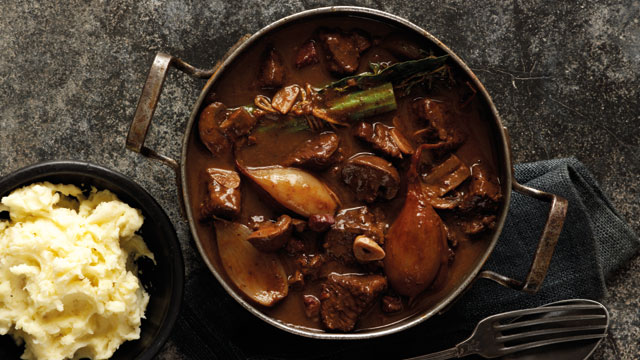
[443,223,459,249]
[295,40,320,69]
[198,102,231,156]
[295,253,326,279]
[319,273,387,331]
[318,29,371,75]
[324,206,385,265]
[413,98,465,150]
[288,270,305,290]
[285,237,305,255]
[199,168,241,220]
[219,107,257,140]
[354,122,414,159]
[457,163,503,235]
[350,29,372,53]
[303,295,321,318]
[247,215,293,252]
[282,132,343,170]
[381,295,403,313]
[381,33,423,60]
[459,214,497,235]
[460,164,502,212]
[258,47,285,88]
[342,154,400,203]
[308,214,335,232]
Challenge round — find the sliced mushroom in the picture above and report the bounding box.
[352,235,385,262]
[215,220,288,307]
[237,163,340,217]
[247,215,293,252]
[341,154,400,203]
[271,85,300,114]
[422,154,471,198]
[390,127,414,155]
[198,102,230,156]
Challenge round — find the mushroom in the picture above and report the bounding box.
[390,127,414,155]
[271,85,301,114]
[247,215,293,252]
[341,154,400,203]
[422,154,470,198]
[352,235,385,262]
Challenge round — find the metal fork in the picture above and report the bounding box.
[407,300,609,359]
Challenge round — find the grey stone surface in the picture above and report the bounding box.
[0,0,638,359]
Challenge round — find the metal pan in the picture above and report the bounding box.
[125,6,568,340]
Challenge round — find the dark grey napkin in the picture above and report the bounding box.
[171,158,639,360]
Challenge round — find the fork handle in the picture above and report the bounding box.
[405,347,458,360]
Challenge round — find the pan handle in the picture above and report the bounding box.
[125,53,216,217]
[479,180,568,293]
[126,53,215,166]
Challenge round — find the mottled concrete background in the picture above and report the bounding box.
[1,0,638,359]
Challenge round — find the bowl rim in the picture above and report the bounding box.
[0,159,184,359]
[180,6,512,340]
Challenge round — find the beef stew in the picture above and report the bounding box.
[186,16,504,333]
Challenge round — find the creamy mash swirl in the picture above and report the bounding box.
[0,182,154,360]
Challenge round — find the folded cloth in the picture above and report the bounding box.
[170,158,639,360]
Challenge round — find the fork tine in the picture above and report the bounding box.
[489,304,604,324]
[500,333,606,355]
[496,324,608,342]
[495,314,606,331]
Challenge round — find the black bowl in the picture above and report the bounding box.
[0,160,184,360]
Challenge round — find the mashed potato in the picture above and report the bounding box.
[0,182,154,360]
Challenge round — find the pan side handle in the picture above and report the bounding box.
[125,53,215,217]
[126,53,215,160]
[479,178,568,293]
